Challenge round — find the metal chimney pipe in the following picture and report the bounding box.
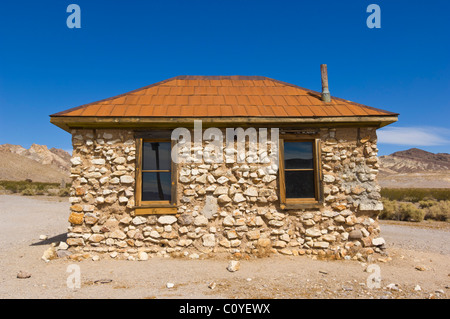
[321,64,331,102]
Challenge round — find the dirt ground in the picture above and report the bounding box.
[0,194,448,299]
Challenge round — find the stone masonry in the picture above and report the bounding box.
[66,127,385,261]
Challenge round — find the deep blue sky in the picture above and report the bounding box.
[0,0,449,155]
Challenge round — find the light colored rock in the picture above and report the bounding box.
[233,193,246,203]
[313,241,330,248]
[195,174,207,184]
[385,283,399,291]
[109,251,118,258]
[194,215,208,226]
[86,212,101,225]
[273,240,286,248]
[85,172,102,179]
[179,176,190,183]
[372,237,385,246]
[305,228,322,237]
[89,234,105,243]
[113,157,126,164]
[58,241,69,250]
[345,215,357,226]
[110,177,120,184]
[109,230,126,240]
[91,158,106,165]
[166,282,175,289]
[132,216,147,225]
[227,260,240,272]
[201,196,218,219]
[70,157,82,165]
[223,215,235,226]
[323,175,335,183]
[213,186,228,195]
[334,215,346,223]
[202,234,216,247]
[322,234,336,242]
[17,271,32,279]
[218,194,232,204]
[217,176,229,184]
[247,230,260,240]
[82,205,95,212]
[138,251,149,261]
[120,175,134,184]
[149,231,160,238]
[158,215,177,225]
[359,201,384,211]
[41,246,57,262]
[279,248,293,255]
[244,187,258,197]
[67,238,84,246]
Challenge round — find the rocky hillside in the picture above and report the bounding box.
[0,144,71,183]
[379,148,450,174]
[379,148,450,188]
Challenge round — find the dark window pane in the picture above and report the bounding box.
[142,172,172,201]
[284,142,313,169]
[143,142,171,171]
[285,170,315,199]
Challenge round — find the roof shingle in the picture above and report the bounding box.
[51,75,397,118]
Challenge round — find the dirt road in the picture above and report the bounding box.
[0,195,448,299]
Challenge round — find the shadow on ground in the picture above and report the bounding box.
[30,233,67,246]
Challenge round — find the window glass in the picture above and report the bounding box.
[142,172,172,201]
[285,170,315,199]
[284,142,313,169]
[142,142,171,171]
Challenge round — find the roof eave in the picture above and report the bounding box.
[50,115,398,133]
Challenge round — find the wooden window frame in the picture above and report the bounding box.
[279,138,323,209]
[134,138,177,215]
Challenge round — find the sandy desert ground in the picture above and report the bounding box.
[0,194,448,300]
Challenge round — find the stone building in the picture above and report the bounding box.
[50,70,398,260]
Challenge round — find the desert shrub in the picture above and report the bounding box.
[399,202,425,222]
[379,199,425,222]
[381,188,450,202]
[0,180,69,196]
[21,188,35,196]
[379,199,397,220]
[418,200,437,208]
[424,201,450,221]
[58,188,70,197]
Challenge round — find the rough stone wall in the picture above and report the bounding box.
[67,129,136,249]
[66,127,385,261]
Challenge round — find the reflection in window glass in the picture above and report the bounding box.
[142,172,171,201]
[143,142,171,171]
[284,142,313,169]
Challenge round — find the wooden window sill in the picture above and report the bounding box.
[134,205,177,215]
[281,200,323,210]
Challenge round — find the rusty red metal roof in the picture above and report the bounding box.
[51,75,398,118]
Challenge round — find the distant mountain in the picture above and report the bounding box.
[0,144,71,183]
[379,148,450,188]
